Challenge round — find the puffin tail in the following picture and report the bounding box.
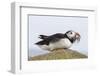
[35,40,45,45]
[35,41,42,45]
[35,40,49,45]
[39,35,48,39]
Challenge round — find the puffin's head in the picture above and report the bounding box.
[65,30,81,43]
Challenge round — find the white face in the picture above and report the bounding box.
[66,31,76,39]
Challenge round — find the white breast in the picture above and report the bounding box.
[49,38,72,50]
[38,38,72,51]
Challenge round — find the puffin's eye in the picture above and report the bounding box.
[69,32,72,34]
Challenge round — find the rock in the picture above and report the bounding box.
[29,49,87,61]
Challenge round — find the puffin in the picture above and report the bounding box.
[35,30,81,51]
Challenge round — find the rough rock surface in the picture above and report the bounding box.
[29,49,87,60]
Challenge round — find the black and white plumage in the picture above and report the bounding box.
[35,30,81,51]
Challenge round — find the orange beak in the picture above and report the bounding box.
[75,32,81,42]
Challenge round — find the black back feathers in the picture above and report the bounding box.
[35,33,66,45]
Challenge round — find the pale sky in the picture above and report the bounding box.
[28,15,88,57]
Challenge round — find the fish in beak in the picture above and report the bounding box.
[75,32,81,42]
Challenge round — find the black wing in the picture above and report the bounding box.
[44,33,65,43]
[35,33,65,45]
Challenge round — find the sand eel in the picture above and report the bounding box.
[35,30,81,51]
